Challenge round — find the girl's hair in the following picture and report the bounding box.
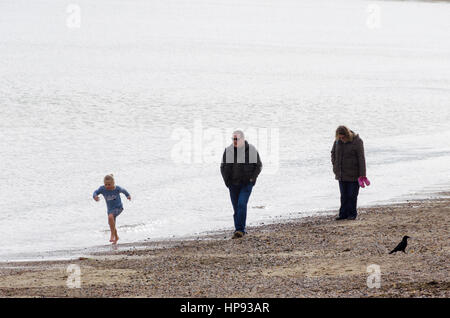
[335,125,354,142]
[104,174,115,183]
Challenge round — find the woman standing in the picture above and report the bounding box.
[331,126,367,220]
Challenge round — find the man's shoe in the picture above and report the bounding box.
[232,231,244,239]
[335,216,347,220]
[347,216,357,220]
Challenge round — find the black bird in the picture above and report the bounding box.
[389,236,410,254]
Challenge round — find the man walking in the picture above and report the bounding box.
[220,130,262,239]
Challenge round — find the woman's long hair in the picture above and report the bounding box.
[335,125,354,142]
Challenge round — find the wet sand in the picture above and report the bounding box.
[0,193,449,298]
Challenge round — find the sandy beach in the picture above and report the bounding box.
[0,193,449,298]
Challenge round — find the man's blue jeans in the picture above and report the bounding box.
[228,183,254,233]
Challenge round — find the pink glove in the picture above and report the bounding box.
[358,177,371,188]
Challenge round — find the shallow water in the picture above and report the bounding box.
[1,0,449,261]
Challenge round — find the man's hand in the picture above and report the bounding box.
[127,196,131,201]
[94,196,100,201]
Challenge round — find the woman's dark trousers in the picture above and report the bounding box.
[339,181,360,218]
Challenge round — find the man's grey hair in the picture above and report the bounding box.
[232,130,245,139]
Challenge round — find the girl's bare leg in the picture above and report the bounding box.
[114,228,119,243]
[108,214,116,243]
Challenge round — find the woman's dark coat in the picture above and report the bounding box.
[331,133,366,182]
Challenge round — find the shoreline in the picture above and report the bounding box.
[0,192,449,297]
[2,190,448,264]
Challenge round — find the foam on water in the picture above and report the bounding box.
[1,0,449,261]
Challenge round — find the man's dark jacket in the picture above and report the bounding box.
[220,141,262,187]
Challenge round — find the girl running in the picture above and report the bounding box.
[93,174,131,244]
